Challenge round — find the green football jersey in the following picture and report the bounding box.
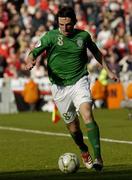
[31,29,93,86]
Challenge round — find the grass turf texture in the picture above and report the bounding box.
[0,109,132,180]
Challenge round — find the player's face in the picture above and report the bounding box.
[58,17,74,36]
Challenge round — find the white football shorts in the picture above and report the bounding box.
[51,76,92,124]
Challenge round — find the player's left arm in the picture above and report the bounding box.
[87,36,120,82]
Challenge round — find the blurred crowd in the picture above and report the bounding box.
[0,0,132,83]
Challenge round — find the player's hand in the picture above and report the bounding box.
[24,60,36,71]
[108,71,120,82]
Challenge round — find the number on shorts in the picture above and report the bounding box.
[63,113,71,121]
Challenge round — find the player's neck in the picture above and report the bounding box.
[59,28,75,37]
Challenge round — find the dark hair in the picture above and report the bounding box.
[57,6,77,24]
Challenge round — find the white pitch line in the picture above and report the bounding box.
[0,126,132,145]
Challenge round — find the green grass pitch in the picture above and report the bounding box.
[0,108,132,180]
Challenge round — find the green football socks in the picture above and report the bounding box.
[70,130,88,152]
[86,121,101,159]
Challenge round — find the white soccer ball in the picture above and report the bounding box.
[58,152,80,173]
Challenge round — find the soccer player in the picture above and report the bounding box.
[25,6,119,171]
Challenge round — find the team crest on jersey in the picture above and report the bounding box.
[35,40,41,48]
[77,38,83,47]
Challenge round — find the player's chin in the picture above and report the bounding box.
[64,32,72,36]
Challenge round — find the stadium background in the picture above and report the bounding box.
[0,0,132,113]
[0,1,132,179]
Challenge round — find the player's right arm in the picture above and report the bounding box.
[24,31,51,71]
[24,52,36,71]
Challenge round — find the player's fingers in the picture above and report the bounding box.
[113,76,120,82]
[24,64,33,71]
[23,65,28,71]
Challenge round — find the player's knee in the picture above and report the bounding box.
[67,119,80,133]
[82,111,93,123]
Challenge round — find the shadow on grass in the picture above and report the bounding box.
[0,165,132,180]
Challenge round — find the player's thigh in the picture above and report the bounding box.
[72,76,92,111]
[51,84,77,124]
[79,102,94,123]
